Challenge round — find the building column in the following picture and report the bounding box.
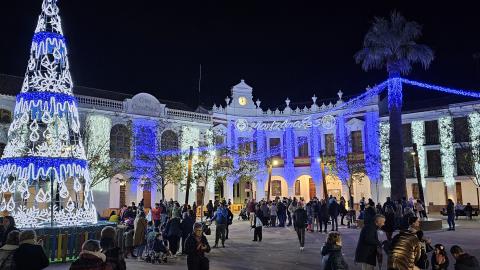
[446,184,457,204]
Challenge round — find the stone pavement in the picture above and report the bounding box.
[47,216,480,270]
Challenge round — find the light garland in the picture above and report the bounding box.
[335,115,349,182]
[365,111,381,182]
[388,77,403,110]
[309,126,321,181]
[132,119,158,184]
[402,78,480,98]
[86,115,111,192]
[380,122,391,188]
[411,121,427,186]
[468,112,480,180]
[439,117,455,186]
[283,128,295,184]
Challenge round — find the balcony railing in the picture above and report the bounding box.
[76,95,124,111]
[166,108,212,123]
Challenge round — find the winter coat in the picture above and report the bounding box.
[431,252,449,270]
[320,203,329,220]
[0,244,18,270]
[100,238,126,270]
[339,201,347,215]
[166,217,182,238]
[69,252,112,270]
[270,204,278,216]
[294,208,308,229]
[329,201,339,217]
[321,243,349,270]
[354,223,380,266]
[133,217,148,246]
[363,206,376,225]
[382,212,395,233]
[184,234,211,270]
[180,216,195,237]
[453,253,480,270]
[277,202,286,216]
[123,230,134,248]
[151,207,161,221]
[447,202,455,215]
[13,242,49,270]
[261,204,270,217]
[387,230,421,270]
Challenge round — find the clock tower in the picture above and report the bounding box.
[226,79,259,116]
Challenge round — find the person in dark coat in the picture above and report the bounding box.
[100,226,126,270]
[354,214,385,269]
[321,232,349,270]
[450,245,480,270]
[1,216,17,247]
[277,200,286,227]
[320,199,329,233]
[165,216,182,255]
[382,206,395,241]
[184,222,211,270]
[339,197,347,226]
[180,211,195,255]
[447,199,456,231]
[13,230,49,270]
[329,198,339,231]
[294,202,308,251]
[226,207,234,239]
[206,200,214,219]
[431,244,449,270]
[70,240,112,270]
[363,201,377,226]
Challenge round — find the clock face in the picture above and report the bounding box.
[238,96,247,106]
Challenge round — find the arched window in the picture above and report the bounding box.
[161,130,178,151]
[0,143,5,157]
[0,109,12,124]
[110,124,130,159]
[295,180,301,195]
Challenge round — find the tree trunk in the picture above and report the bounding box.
[161,184,165,201]
[388,74,406,201]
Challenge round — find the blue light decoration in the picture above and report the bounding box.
[15,92,77,119]
[132,119,158,187]
[335,115,349,182]
[364,111,381,182]
[31,31,67,60]
[283,128,295,187]
[0,157,87,183]
[309,126,321,185]
[388,76,403,110]
[255,129,267,173]
[402,78,480,98]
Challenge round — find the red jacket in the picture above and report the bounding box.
[151,207,161,221]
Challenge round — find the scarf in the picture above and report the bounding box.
[81,250,106,262]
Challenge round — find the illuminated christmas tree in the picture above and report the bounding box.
[0,0,97,228]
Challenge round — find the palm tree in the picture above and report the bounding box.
[355,11,434,201]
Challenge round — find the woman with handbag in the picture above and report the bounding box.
[415,230,433,269]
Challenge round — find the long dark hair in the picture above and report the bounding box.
[4,216,15,229]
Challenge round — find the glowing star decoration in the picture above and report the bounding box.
[468,112,480,179]
[0,0,97,228]
[380,122,391,188]
[411,121,427,187]
[439,117,455,186]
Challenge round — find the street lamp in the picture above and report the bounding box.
[267,158,279,200]
[412,143,426,213]
[318,151,329,200]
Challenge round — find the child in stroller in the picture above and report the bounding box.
[238,207,248,221]
[145,228,172,264]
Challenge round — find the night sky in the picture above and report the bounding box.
[1,1,480,110]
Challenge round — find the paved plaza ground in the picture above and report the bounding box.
[47,215,480,270]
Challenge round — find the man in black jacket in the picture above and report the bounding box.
[354,214,385,270]
[13,230,49,270]
[450,245,480,270]
[294,202,308,251]
[180,211,195,255]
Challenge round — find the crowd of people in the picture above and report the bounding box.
[0,195,477,270]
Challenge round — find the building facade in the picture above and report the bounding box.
[1,74,479,211]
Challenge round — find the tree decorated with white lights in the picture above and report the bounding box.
[0,0,97,228]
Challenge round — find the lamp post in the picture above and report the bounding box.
[412,143,426,210]
[318,151,329,200]
[185,146,194,206]
[267,158,279,201]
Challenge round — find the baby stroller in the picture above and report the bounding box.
[238,207,248,221]
[145,232,169,264]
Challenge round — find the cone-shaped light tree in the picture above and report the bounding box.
[0,0,97,228]
[355,11,434,201]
